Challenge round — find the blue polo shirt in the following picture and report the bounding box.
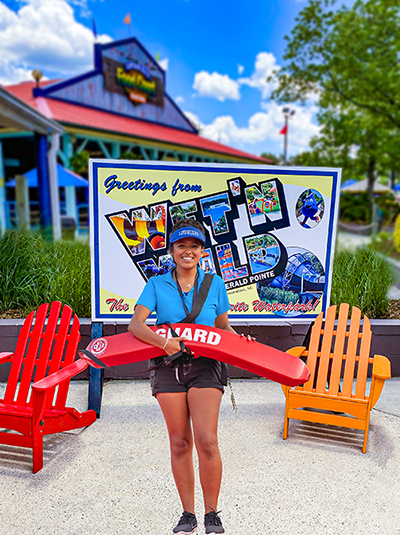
[137,268,230,326]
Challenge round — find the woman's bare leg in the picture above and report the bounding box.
[187,387,223,514]
[157,392,195,513]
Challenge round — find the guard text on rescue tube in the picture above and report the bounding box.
[156,327,221,345]
[104,175,202,196]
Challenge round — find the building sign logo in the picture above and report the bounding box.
[103,56,164,107]
[116,63,157,105]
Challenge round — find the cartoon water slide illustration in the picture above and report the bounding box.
[108,205,166,255]
[216,244,248,281]
[269,249,325,294]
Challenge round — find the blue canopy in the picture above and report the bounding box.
[394,183,400,191]
[341,179,358,189]
[6,164,88,188]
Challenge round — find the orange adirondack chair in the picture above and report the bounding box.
[282,303,391,453]
[0,301,96,473]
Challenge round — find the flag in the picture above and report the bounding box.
[92,18,98,40]
[123,13,131,24]
[279,124,288,135]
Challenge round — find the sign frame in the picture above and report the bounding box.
[89,159,341,324]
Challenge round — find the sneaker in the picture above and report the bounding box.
[204,508,225,534]
[173,511,198,534]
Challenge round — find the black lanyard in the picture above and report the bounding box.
[174,268,199,318]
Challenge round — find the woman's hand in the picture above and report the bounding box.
[240,333,256,342]
[162,336,190,356]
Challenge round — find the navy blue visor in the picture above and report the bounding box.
[169,227,206,245]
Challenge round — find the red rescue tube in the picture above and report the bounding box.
[83,324,310,387]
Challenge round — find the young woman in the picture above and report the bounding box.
[129,219,246,535]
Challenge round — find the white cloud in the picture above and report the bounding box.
[184,111,202,131]
[239,52,280,99]
[0,60,33,86]
[238,64,244,75]
[184,103,320,154]
[67,0,92,18]
[158,58,169,71]
[0,0,112,85]
[193,71,240,101]
[0,2,17,32]
[175,95,185,104]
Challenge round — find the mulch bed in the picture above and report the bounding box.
[385,299,400,319]
[0,309,28,319]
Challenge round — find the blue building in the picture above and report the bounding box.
[1,36,269,238]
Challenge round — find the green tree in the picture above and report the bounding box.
[272,0,400,125]
[69,150,90,176]
[270,0,400,199]
[119,150,143,160]
[260,152,280,164]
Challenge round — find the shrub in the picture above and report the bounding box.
[339,192,371,224]
[339,192,398,226]
[0,231,91,317]
[69,150,90,176]
[331,248,393,318]
[0,231,42,311]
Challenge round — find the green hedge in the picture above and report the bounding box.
[0,231,395,319]
[339,192,399,225]
[0,231,91,317]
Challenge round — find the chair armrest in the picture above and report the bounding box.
[281,347,307,395]
[285,346,306,358]
[0,352,13,365]
[369,355,391,409]
[372,355,391,380]
[32,359,90,391]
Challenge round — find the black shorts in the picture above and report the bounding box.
[150,357,227,397]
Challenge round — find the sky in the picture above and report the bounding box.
[0,0,320,159]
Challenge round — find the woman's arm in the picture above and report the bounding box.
[128,305,188,356]
[214,312,237,333]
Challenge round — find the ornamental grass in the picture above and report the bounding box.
[0,230,91,318]
[0,230,395,320]
[330,248,394,318]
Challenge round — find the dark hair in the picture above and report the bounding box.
[169,219,206,250]
[170,218,205,234]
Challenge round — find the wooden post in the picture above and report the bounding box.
[0,141,6,235]
[15,174,30,231]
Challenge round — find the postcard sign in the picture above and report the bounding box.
[89,160,341,322]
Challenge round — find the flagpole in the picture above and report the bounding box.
[281,107,295,165]
[92,17,98,42]
[283,114,288,165]
[123,13,132,37]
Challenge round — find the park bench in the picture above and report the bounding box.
[0,301,96,473]
[282,303,391,452]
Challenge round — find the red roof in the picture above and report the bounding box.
[4,81,270,163]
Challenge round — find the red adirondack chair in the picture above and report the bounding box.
[0,301,96,473]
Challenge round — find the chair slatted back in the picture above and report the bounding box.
[3,302,81,410]
[327,303,349,397]
[341,305,361,397]
[355,315,372,399]
[298,303,372,398]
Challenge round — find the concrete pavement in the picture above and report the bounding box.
[0,377,399,535]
